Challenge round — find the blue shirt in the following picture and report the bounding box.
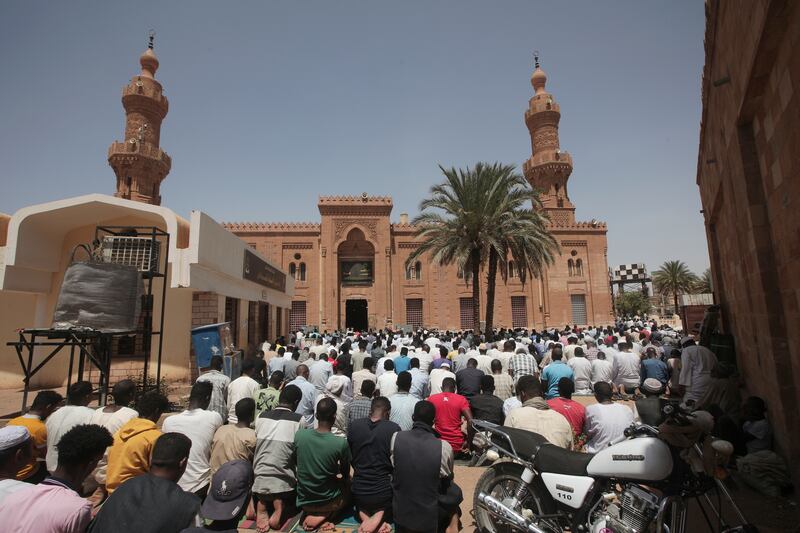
[388,392,419,431]
[541,361,574,399]
[408,368,429,399]
[640,358,670,385]
[393,355,411,374]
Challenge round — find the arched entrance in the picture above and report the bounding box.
[337,227,375,330]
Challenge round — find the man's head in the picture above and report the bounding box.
[0,426,33,477]
[641,378,663,397]
[277,346,286,357]
[480,375,495,395]
[574,347,584,358]
[397,371,412,393]
[296,364,309,379]
[490,359,502,374]
[383,359,395,372]
[189,381,213,410]
[743,396,767,421]
[467,358,478,369]
[235,398,256,425]
[409,358,420,369]
[597,351,606,360]
[209,355,224,371]
[557,377,574,399]
[370,396,391,420]
[551,347,563,362]
[412,400,436,427]
[241,357,258,377]
[360,379,377,399]
[593,381,613,403]
[55,424,113,479]
[150,432,192,482]
[441,377,456,393]
[201,459,254,523]
[503,339,516,352]
[30,390,63,419]
[67,381,93,406]
[359,339,368,351]
[517,375,542,402]
[315,397,337,425]
[291,349,300,361]
[278,384,302,411]
[269,370,285,388]
[111,380,137,407]
[568,336,578,345]
[136,391,170,423]
[362,357,374,372]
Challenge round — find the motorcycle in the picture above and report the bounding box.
[471,404,758,533]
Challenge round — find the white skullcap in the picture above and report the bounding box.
[0,425,30,451]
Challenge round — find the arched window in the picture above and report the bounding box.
[414,261,422,280]
[509,260,516,278]
[457,266,464,279]
[567,259,574,277]
[299,262,306,281]
[289,262,296,279]
[575,259,583,277]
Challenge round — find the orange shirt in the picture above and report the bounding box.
[7,414,47,479]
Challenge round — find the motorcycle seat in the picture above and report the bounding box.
[533,444,595,476]
[491,426,550,458]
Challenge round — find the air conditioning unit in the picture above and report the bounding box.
[101,236,160,273]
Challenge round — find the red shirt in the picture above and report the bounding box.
[429,392,471,451]
[547,397,586,436]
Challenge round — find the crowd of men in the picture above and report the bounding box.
[0,320,773,532]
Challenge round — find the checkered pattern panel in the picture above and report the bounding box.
[511,296,527,328]
[459,297,475,330]
[613,263,648,282]
[289,301,307,332]
[406,299,423,328]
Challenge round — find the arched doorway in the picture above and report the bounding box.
[337,228,375,330]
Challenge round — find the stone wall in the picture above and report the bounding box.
[697,0,800,484]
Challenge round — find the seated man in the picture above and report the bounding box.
[6,390,62,484]
[181,460,254,533]
[0,426,34,505]
[469,375,505,426]
[347,397,400,533]
[540,349,574,400]
[253,385,304,533]
[505,375,573,449]
[89,433,201,533]
[294,397,351,531]
[391,401,462,533]
[584,382,635,453]
[106,391,171,494]
[428,378,473,456]
[546,378,586,444]
[0,424,112,532]
[210,398,256,476]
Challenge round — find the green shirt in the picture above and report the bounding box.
[254,387,280,416]
[294,428,351,507]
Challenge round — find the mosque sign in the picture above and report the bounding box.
[243,249,286,292]
[341,260,373,285]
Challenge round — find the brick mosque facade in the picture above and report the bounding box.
[696,0,800,483]
[223,59,614,332]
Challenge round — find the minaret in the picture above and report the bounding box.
[522,53,575,226]
[108,33,171,205]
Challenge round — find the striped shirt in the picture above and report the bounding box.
[252,407,304,495]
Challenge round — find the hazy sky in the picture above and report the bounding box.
[0,1,709,274]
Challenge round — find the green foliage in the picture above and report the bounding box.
[615,290,652,317]
[652,260,699,311]
[694,268,713,294]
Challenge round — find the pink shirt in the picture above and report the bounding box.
[0,478,91,533]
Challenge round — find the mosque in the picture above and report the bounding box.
[112,45,614,335]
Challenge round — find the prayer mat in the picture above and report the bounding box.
[237,506,394,532]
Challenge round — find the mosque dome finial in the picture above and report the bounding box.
[531,51,547,95]
[139,30,159,79]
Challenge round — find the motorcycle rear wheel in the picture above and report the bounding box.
[473,461,558,533]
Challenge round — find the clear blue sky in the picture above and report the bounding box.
[0,1,709,274]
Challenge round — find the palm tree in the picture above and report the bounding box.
[406,163,503,332]
[695,268,713,294]
[482,168,558,333]
[652,260,698,313]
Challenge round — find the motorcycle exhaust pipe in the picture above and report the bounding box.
[477,492,547,533]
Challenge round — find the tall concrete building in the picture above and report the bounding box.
[696,0,800,483]
[227,59,613,331]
